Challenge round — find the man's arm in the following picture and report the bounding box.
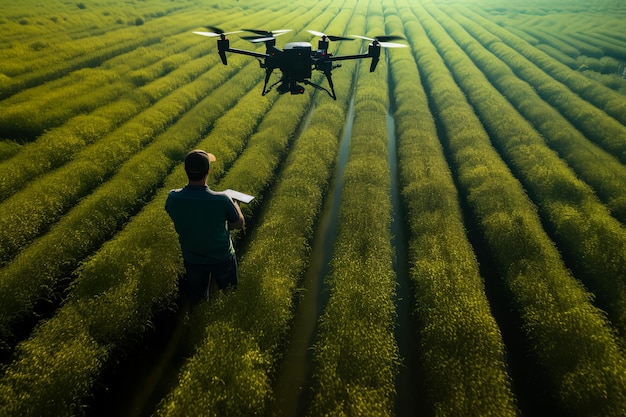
[228,199,245,230]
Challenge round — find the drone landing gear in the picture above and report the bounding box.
[261,76,285,96]
[262,78,336,100]
[259,57,341,99]
[303,78,336,100]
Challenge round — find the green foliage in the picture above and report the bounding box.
[159,4,366,415]
[435,3,626,335]
[456,5,626,130]
[155,320,271,417]
[307,4,400,415]
[0,307,108,417]
[0,30,221,201]
[0,140,21,161]
[1,0,625,415]
[414,2,626,415]
[0,5,216,99]
[0,56,262,350]
[0,61,267,417]
[385,3,518,415]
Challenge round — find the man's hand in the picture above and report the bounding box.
[228,200,245,230]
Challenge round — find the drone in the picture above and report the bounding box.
[193,27,407,100]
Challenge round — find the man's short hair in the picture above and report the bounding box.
[185,149,216,181]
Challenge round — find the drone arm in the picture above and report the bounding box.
[329,45,381,72]
[368,43,381,72]
[216,37,269,65]
[224,47,269,60]
[328,53,371,62]
[217,38,229,64]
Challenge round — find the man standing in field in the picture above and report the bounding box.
[165,149,245,306]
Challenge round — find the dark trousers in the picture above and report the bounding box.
[183,255,238,305]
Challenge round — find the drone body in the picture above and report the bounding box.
[194,27,406,100]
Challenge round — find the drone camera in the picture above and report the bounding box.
[277,81,305,95]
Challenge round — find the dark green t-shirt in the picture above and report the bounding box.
[165,185,239,264]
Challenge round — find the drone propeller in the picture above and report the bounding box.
[241,35,278,43]
[242,28,292,36]
[193,26,242,38]
[351,34,407,48]
[241,28,292,43]
[307,30,353,42]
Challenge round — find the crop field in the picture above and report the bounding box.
[1,0,625,415]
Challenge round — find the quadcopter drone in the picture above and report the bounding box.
[193,27,407,100]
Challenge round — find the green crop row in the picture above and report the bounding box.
[527,29,582,59]
[151,91,321,415]
[382,2,519,415]
[0,23,276,259]
[306,3,400,415]
[0,10,268,202]
[574,53,623,76]
[503,12,626,61]
[445,7,626,166]
[154,4,362,415]
[0,3,261,100]
[0,54,261,351]
[0,77,278,416]
[579,32,626,61]
[0,54,217,200]
[533,44,577,68]
[412,3,626,416]
[0,0,190,48]
[0,141,20,161]
[0,69,132,139]
[506,27,540,47]
[429,4,626,335]
[0,24,218,140]
[524,25,613,62]
[555,33,604,59]
[451,6,626,133]
[491,4,622,33]
[581,73,626,96]
[0,58,235,266]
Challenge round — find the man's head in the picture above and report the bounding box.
[185,149,216,182]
